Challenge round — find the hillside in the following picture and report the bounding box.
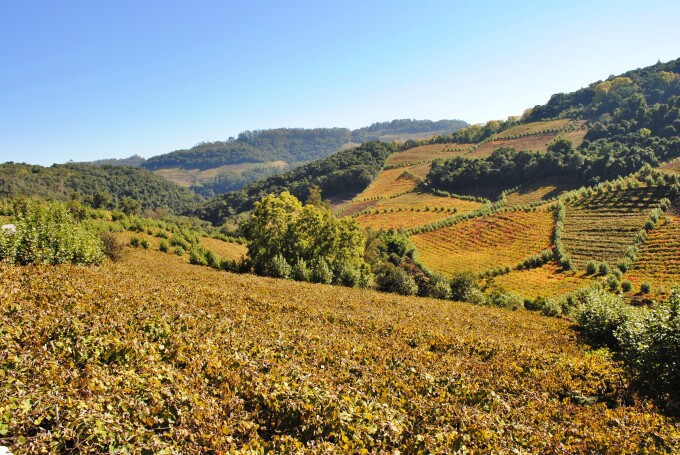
[138,120,467,197]
[3,242,679,453]
[0,162,202,214]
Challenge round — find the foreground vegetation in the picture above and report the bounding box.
[2,247,679,453]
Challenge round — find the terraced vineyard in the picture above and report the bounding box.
[490,262,594,299]
[489,119,573,138]
[353,167,423,200]
[561,186,667,269]
[659,157,680,175]
[505,178,579,206]
[411,209,555,276]
[625,213,680,291]
[385,143,471,165]
[3,245,680,453]
[468,132,561,158]
[353,193,484,230]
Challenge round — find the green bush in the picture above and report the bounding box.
[140,239,149,249]
[310,259,333,285]
[159,240,169,253]
[189,248,208,266]
[449,273,477,302]
[585,260,598,275]
[621,280,633,292]
[291,259,311,282]
[269,254,292,279]
[130,237,141,247]
[173,246,185,256]
[0,201,103,265]
[575,289,634,349]
[376,264,417,296]
[640,282,652,294]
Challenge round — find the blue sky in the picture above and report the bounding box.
[1,1,679,166]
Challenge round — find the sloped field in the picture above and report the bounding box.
[468,132,560,158]
[385,144,472,165]
[625,214,680,290]
[200,236,248,261]
[490,119,573,138]
[659,157,680,175]
[2,247,679,453]
[354,193,484,231]
[411,209,554,276]
[354,167,422,200]
[490,262,594,299]
[506,178,579,206]
[562,187,666,269]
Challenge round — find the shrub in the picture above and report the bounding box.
[291,259,311,282]
[336,264,360,287]
[0,202,103,265]
[598,261,611,276]
[173,246,184,256]
[130,236,141,247]
[269,254,292,279]
[189,248,208,266]
[419,273,451,299]
[621,280,633,293]
[205,249,218,268]
[575,289,634,349]
[219,258,238,272]
[640,282,652,294]
[140,239,149,249]
[376,264,417,296]
[159,240,169,253]
[310,259,333,284]
[585,260,598,275]
[449,273,477,302]
[490,291,524,310]
[99,231,124,262]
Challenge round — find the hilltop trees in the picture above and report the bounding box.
[242,192,371,287]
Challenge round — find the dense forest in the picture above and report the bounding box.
[428,59,680,192]
[195,141,398,224]
[87,154,147,167]
[0,163,201,213]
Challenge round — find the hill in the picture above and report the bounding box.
[3,240,679,452]
[0,162,202,214]
[138,120,467,197]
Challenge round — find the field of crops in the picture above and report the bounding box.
[505,178,579,206]
[489,262,594,299]
[153,161,287,187]
[625,214,680,291]
[558,128,589,148]
[468,132,560,158]
[562,186,666,269]
[411,209,555,276]
[385,144,472,165]
[659,157,680,175]
[3,245,679,453]
[200,236,247,262]
[490,119,573,138]
[354,193,484,231]
[354,167,422,200]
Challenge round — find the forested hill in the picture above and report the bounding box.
[195,141,398,225]
[351,119,468,142]
[0,163,201,214]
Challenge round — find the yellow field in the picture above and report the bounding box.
[491,119,573,138]
[354,167,422,200]
[385,143,472,165]
[558,128,589,148]
[3,246,679,452]
[490,262,595,299]
[469,132,560,158]
[354,194,484,230]
[200,236,248,262]
[411,209,555,276]
[659,157,680,175]
[153,161,287,187]
[406,161,433,180]
[506,178,579,206]
[625,215,680,291]
[562,186,666,269]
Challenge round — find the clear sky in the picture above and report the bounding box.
[1,0,679,166]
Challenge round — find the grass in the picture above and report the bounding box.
[505,178,580,206]
[625,213,680,292]
[354,193,484,231]
[3,246,680,453]
[385,144,472,165]
[562,186,667,269]
[489,262,594,299]
[354,167,422,200]
[411,209,555,277]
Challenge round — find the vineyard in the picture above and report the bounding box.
[467,132,562,158]
[410,209,555,276]
[352,167,422,200]
[489,262,594,299]
[625,213,680,292]
[2,245,680,453]
[489,119,573,138]
[561,186,668,269]
[385,144,471,165]
[505,178,579,206]
[353,193,483,231]
[659,157,680,175]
